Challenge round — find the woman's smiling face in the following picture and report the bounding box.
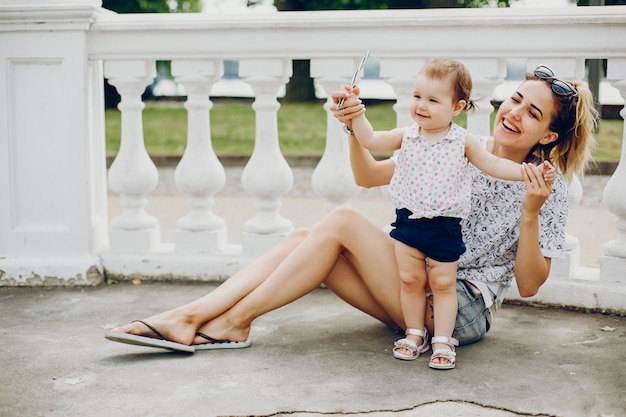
[493,79,558,151]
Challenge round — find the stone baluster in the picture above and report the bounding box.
[601,58,626,283]
[105,60,160,252]
[310,57,363,211]
[550,174,583,279]
[172,59,226,253]
[463,58,506,137]
[239,59,294,256]
[380,58,423,129]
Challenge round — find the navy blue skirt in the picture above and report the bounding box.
[389,208,466,262]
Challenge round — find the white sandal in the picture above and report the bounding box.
[393,328,429,361]
[429,336,459,370]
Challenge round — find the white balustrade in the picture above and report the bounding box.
[1,1,626,313]
[0,0,105,285]
[172,59,227,254]
[601,58,626,283]
[550,174,583,279]
[380,58,422,128]
[311,58,362,211]
[105,60,160,252]
[239,59,294,256]
[464,58,507,137]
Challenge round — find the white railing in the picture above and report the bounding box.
[0,1,625,313]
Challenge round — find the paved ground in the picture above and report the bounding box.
[0,283,624,417]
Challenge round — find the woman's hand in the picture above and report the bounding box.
[515,160,556,296]
[331,86,365,127]
[521,161,554,216]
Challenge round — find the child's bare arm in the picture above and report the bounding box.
[350,115,404,153]
[465,134,524,181]
[335,85,403,152]
[466,135,556,184]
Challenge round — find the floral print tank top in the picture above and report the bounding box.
[389,122,471,219]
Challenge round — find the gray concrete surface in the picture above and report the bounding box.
[1,170,624,417]
[0,283,624,417]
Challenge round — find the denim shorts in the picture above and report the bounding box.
[428,280,492,346]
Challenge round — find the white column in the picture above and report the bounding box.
[0,0,105,285]
[239,58,294,256]
[172,59,226,254]
[105,60,160,252]
[380,58,423,128]
[550,174,582,279]
[310,57,362,211]
[462,58,507,136]
[601,58,626,283]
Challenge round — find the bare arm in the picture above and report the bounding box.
[334,85,403,152]
[349,135,395,188]
[514,163,554,297]
[464,134,523,181]
[330,86,395,187]
[351,116,404,153]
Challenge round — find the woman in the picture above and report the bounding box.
[105,65,597,353]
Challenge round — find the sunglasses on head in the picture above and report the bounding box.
[533,65,578,98]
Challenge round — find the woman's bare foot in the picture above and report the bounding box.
[111,309,198,345]
[192,314,250,346]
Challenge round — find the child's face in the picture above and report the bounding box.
[409,73,465,133]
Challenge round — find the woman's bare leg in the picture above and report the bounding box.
[110,228,311,345]
[194,207,405,343]
[323,254,400,330]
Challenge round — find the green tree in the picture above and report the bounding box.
[102,0,201,13]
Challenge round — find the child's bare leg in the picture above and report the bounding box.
[428,260,459,365]
[393,241,427,357]
[193,207,406,344]
[110,228,311,345]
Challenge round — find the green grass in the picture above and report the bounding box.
[105,100,623,160]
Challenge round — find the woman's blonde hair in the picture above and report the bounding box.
[525,73,598,183]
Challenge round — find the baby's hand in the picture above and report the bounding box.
[539,160,556,185]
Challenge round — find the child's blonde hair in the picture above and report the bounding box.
[524,73,598,183]
[419,58,476,112]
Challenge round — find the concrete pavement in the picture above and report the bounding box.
[0,282,624,417]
